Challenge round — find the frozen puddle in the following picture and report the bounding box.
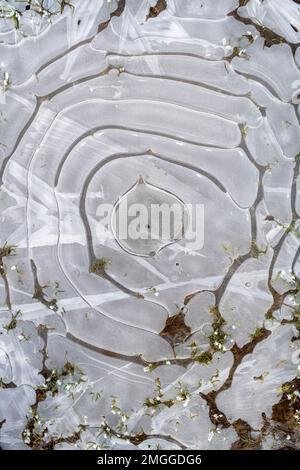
[0,0,299,450]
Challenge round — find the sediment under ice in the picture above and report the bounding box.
[0,0,299,450]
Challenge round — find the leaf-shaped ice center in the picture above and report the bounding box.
[111,176,188,257]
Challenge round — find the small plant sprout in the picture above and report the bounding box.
[115,64,125,75]
[90,391,102,402]
[208,307,228,353]
[35,361,86,399]
[86,441,108,450]
[175,384,191,404]
[108,398,130,434]
[253,371,269,382]
[3,310,22,331]
[0,71,11,93]
[110,396,121,415]
[22,413,83,449]
[143,362,158,373]
[226,46,249,62]
[144,378,174,410]
[18,330,31,341]
[210,370,220,386]
[240,123,248,138]
[0,242,16,260]
[146,286,157,295]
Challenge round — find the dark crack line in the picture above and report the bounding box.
[30,259,58,311]
[0,99,41,186]
[66,332,195,368]
[118,69,255,101]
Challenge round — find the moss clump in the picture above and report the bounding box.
[194,351,213,365]
[278,382,295,396]
[209,327,226,352]
[189,341,213,364]
[89,257,110,274]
